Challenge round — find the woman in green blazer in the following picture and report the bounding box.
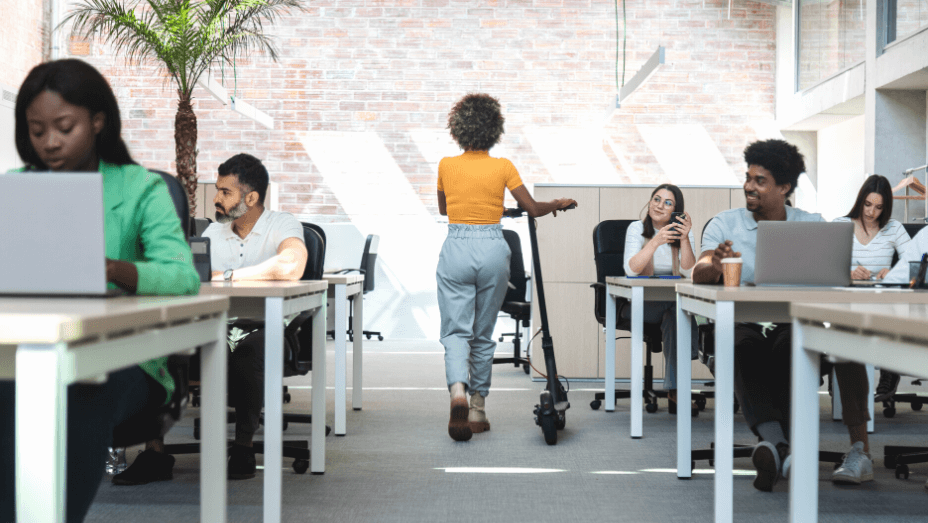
[1,59,200,523]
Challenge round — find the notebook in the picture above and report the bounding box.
[753,221,853,287]
[0,172,120,296]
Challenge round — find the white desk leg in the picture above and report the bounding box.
[714,301,734,523]
[630,287,644,439]
[201,313,228,523]
[866,364,875,434]
[352,290,363,411]
[676,295,692,479]
[311,298,327,474]
[790,320,820,523]
[604,290,616,413]
[334,284,347,436]
[264,297,285,523]
[16,343,66,523]
[831,369,842,421]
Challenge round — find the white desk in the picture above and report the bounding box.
[674,284,928,523]
[605,276,681,438]
[325,274,365,436]
[790,302,928,523]
[1,295,230,523]
[199,281,327,523]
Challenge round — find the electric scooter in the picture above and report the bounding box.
[503,203,575,445]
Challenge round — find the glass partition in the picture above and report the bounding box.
[797,0,866,91]
[887,0,928,45]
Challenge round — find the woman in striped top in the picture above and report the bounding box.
[834,174,912,403]
[833,174,911,281]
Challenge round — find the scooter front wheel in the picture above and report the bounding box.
[541,412,558,445]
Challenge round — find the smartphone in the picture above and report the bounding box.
[669,212,685,247]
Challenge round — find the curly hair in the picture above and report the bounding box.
[447,93,505,151]
[743,139,805,198]
[218,153,269,205]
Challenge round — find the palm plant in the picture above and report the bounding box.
[64,0,304,215]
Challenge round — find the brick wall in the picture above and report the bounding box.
[67,0,778,222]
[797,0,865,91]
[0,0,45,89]
[895,0,928,42]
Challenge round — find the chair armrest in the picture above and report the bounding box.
[334,268,365,275]
[590,282,604,290]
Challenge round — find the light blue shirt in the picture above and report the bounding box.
[701,206,825,284]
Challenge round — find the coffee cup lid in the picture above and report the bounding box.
[721,257,743,264]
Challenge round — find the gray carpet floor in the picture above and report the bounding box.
[85,339,928,522]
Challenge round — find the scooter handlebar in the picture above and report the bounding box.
[502,203,575,218]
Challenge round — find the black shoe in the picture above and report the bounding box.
[228,444,257,480]
[751,441,789,492]
[112,449,175,485]
[875,371,901,403]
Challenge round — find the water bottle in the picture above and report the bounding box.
[105,447,127,475]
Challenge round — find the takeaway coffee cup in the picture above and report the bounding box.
[721,257,743,286]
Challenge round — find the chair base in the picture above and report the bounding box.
[686,442,844,475]
[494,316,530,374]
[884,445,928,479]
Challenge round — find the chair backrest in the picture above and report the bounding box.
[192,217,212,237]
[591,220,635,326]
[359,234,379,294]
[284,222,327,376]
[151,170,190,241]
[301,222,327,281]
[502,229,528,303]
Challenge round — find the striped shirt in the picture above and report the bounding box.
[832,217,911,273]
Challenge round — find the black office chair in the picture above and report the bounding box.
[873,222,928,418]
[588,220,698,416]
[330,234,383,342]
[191,217,212,237]
[494,229,531,374]
[163,221,329,474]
[111,170,192,448]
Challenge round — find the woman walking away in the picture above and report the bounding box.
[436,93,576,442]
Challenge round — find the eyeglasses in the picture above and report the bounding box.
[652,196,674,208]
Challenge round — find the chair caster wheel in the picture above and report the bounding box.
[377,335,384,341]
[895,464,909,479]
[193,426,200,440]
[191,397,200,407]
[646,402,658,414]
[590,400,602,410]
[709,459,714,468]
[284,393,291,403]
[691,407,699,418]
[912,401,922,411]
[695,398,706,411]
[283,420,289,431]
[499,337,504,342]
[523,363,530,374]
[885,455,897,469]
[293,459,309,474]
[884,407,896,418]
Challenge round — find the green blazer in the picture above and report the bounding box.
[102,160,200,402]
[14,161,201,403]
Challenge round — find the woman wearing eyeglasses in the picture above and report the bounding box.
[623,184,697,414]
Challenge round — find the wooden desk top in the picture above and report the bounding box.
[675,283,928,304]
[200,281,328,298]
[322,274,364,286]
[791,302,928,342]
[607,276,689,288]
[0,295,230,344]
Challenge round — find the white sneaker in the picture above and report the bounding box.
[832,442,874,485]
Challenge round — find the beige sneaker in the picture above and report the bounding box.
[448,382,472,442]
[469,394,491,433]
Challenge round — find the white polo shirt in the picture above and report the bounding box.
[203,209,304,271]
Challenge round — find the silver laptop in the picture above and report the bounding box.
[0,172,116,296]
[754,221,853,287]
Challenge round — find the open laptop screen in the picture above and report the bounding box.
[754,221,853,287]
[0,172,109,295]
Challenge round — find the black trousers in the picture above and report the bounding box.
[734,323,871,439]
[1,367,164,523]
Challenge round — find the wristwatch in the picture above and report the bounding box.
[223,269,234,282]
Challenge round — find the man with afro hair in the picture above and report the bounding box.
[693,139,873,491]
[436,93,576,441]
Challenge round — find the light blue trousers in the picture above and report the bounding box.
[437,224,511,397]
